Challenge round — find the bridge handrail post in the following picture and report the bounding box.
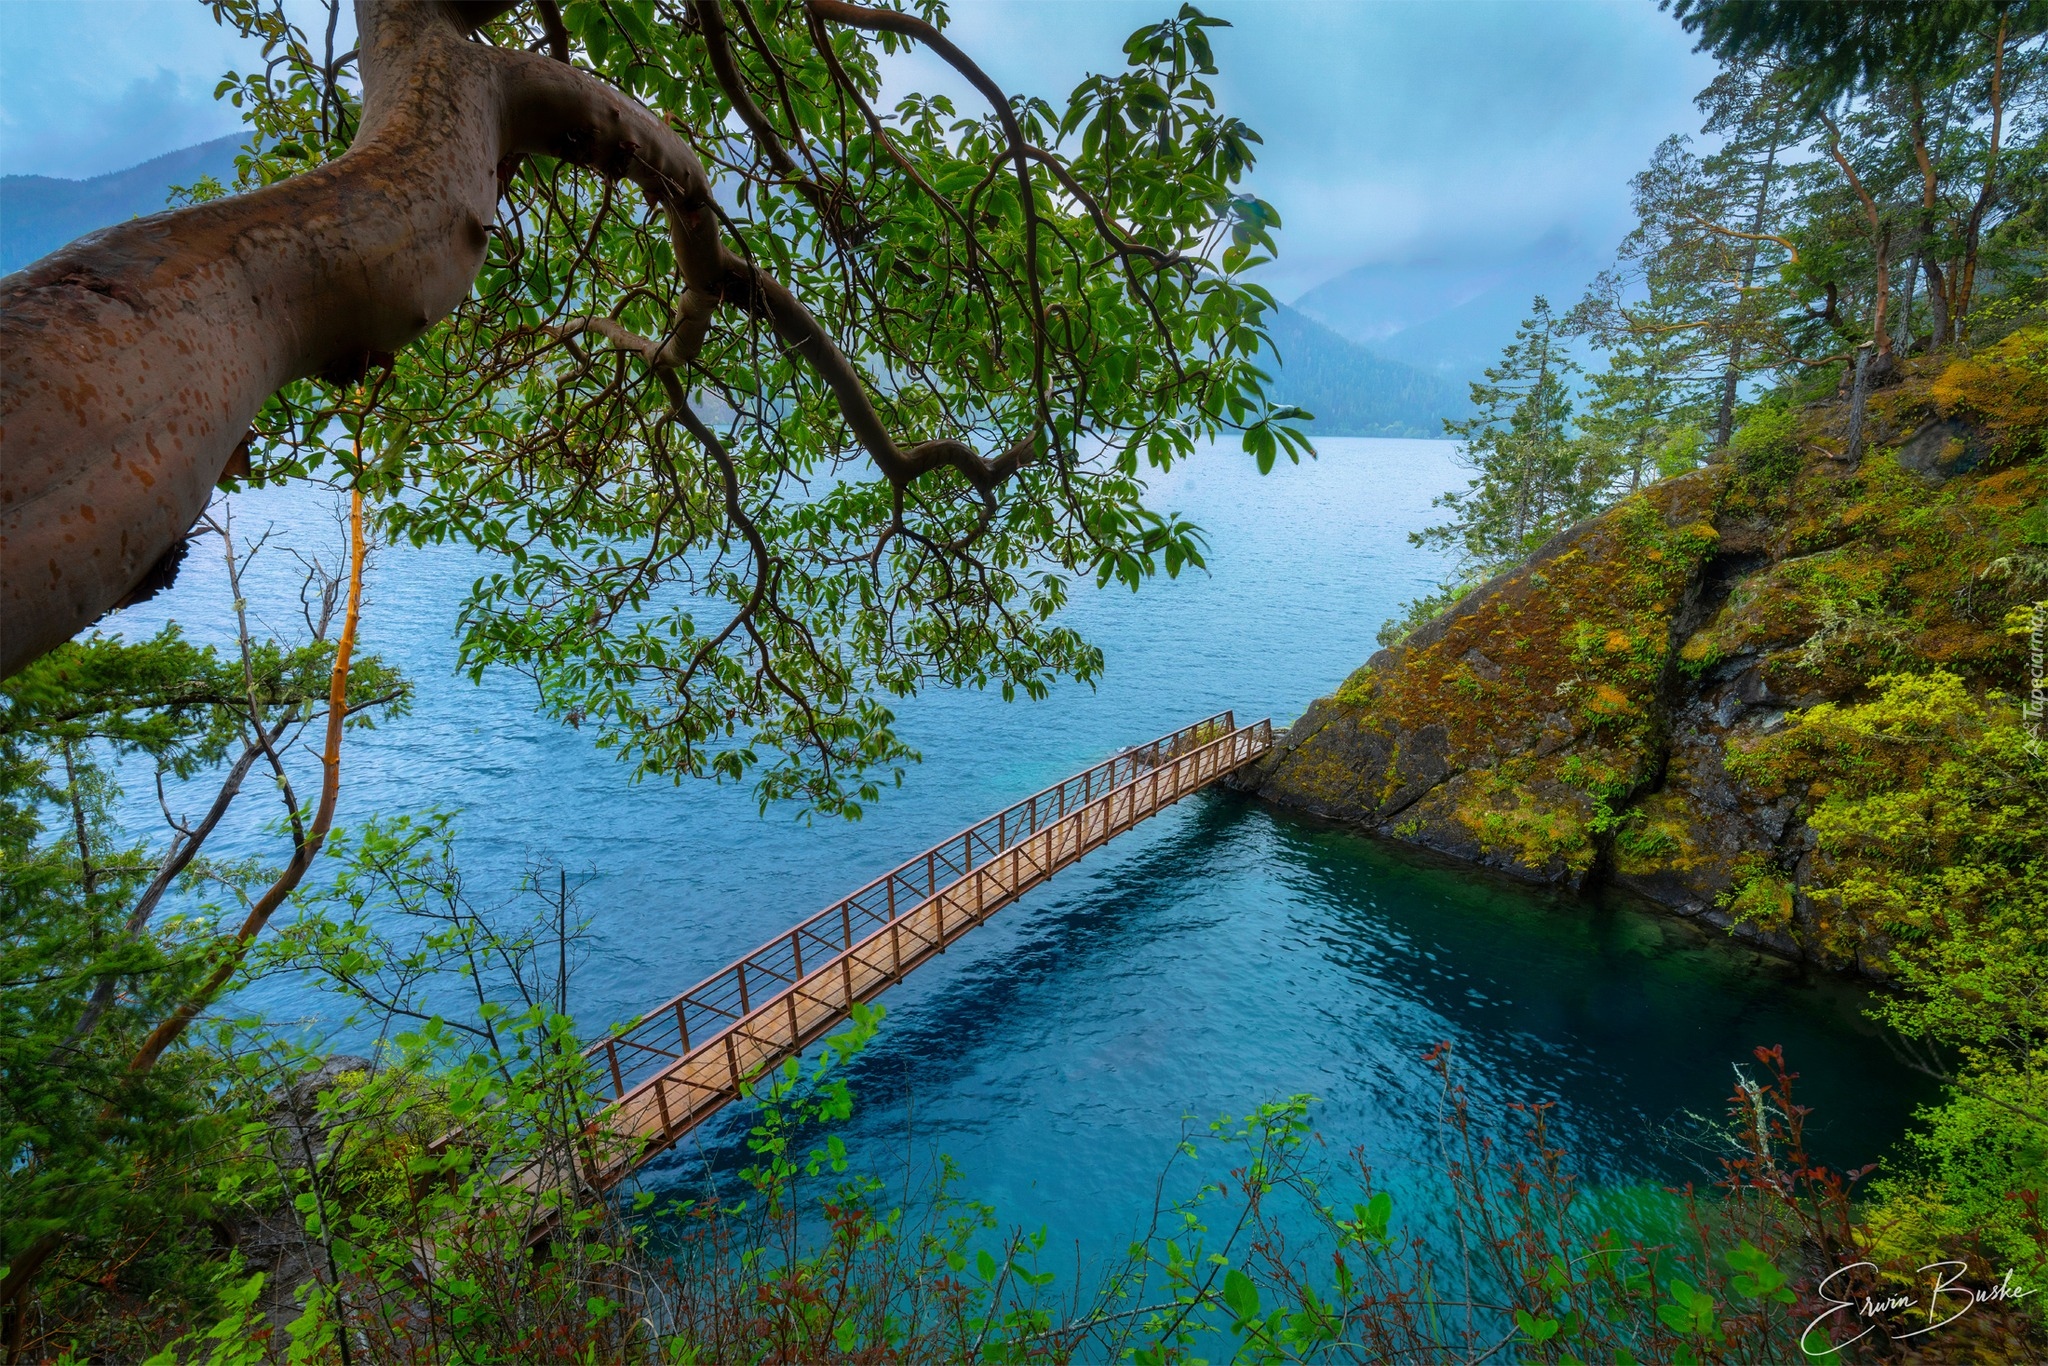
[564,711,1270,1196]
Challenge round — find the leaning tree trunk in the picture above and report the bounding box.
[0,2,510,675]
[0,0,1021,679]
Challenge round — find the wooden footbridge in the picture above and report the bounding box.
[463,711,1272,1209]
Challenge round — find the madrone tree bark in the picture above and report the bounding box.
[0,0,1036,678]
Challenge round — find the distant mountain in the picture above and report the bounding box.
[1262,304,1464,439]
[0,134,242,274]
[0,139,1459,440]
[1291,232,1604,388]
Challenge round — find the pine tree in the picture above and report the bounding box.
[1694,64,1810,442]
[1416,297,1597,572]
[1575,333,1710,499]
[1569,67,1811,452]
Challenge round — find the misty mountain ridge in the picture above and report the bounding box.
[1292,230,1606,386]
[0,137,1468,439]
[0,134,243,275]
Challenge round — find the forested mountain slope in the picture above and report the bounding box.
[1261,303,1466,437]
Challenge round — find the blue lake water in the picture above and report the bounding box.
[111,437,1930,1277]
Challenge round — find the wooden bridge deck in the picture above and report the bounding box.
[456,712,1273,1210]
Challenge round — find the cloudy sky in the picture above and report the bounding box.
[0,0,1718,301]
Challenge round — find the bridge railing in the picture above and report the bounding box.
[572,714,1275,1188]
[582,712,1240,1102]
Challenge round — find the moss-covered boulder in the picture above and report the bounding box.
[1243,330,2047,966]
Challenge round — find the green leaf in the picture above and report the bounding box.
[1222,1267,1260,1323]
[1360,1191,1392,1239]
[1514,1308,1560,1343]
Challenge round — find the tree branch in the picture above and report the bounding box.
[52,719,287,1059]
[1684,211,1800,265]
[1956,13,2008,330]
[534,0,570,62]
[803,0,1053,440]
[691,0,836,222]
[501,43,1036,494]
[127,482,367,1076]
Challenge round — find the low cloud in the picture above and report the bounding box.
[1,68,242,180]
[5,0,1714,306]
[0,0,270,179]
[881,0,1715,301]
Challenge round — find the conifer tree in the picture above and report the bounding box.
[1416,297,1595,572]
[1575,333,1709,500]
[1695,64,1808,441]
[1570,69,1809,451]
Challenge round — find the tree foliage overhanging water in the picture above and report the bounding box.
[4,0,2046,1359]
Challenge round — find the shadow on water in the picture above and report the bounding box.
[1260,806,1926,1177]
[640,792,1937,1265]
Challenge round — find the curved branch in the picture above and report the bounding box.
[1816,109,1890,355]
[534,0,570,61]
[128,481,366,1075]
[729,0,830,190]
[501,43,1034,493]
[691,0,837,221]
[1021,144,1186,270]
[0,0,1037,678]
[1684,211,1800,265]
[804,0,1051,438]
[1,0,498,676]
[672,399,782,692]
[794,0,1005,348]
[1956,13,2008,330]
[52,718,286,1059]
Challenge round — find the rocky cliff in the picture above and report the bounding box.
[1240,330,2047,967]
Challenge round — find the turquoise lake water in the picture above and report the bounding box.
[112,437,1931,1276]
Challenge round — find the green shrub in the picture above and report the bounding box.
[1729,670,2048,1282]
[1375,579,1479,649]
[1729,403,1805,496]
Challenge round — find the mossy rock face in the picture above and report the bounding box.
[1252,468,1723,887]
[1251,332,2048,960]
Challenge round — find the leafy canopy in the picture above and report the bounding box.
[1665,0,2048,104]
[206,0,1307,817]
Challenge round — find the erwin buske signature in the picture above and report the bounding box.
[1801,1261,2037,1356]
